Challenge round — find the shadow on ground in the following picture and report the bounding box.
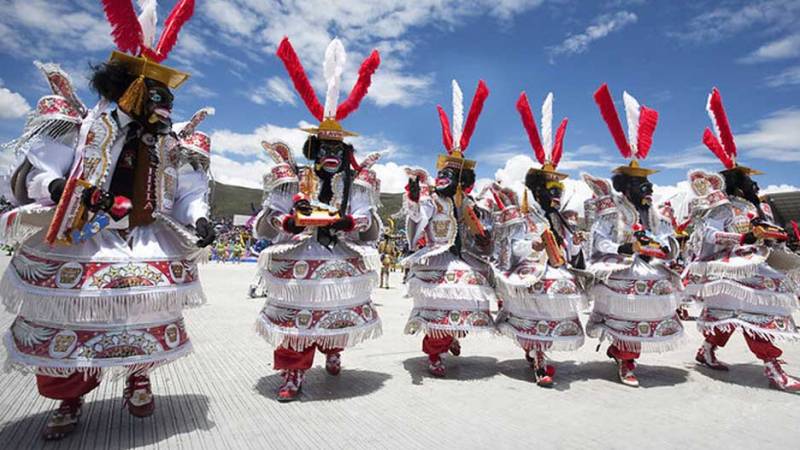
[402,356,499,385]
[498,359,690,390]
[255,369,391,402]
[0,394,213,449]
[694,362,777,391]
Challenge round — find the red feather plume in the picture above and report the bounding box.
[593,84,632,158]
[336,50,381,120]
[276,38,324,121]
[703,127,734,169]
[516,92,545,165]
[635,106,658,159]
[153,0,195,62]
[459,80,489,152]
[437,105,454,153]
[552,118,568,166]
[791,220,800,241]
[101,0,143,55]
[707,88,737,158]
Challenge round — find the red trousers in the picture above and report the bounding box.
[274,345,342,370]
[37,373,101,400]
[608,344,640,361]
[422,335,454,362]
[704,328,781,361]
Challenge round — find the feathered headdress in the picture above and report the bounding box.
[178,107,214,159]
[593,83,659,177]
[702,87,763,175]
[102,0,195,113]
[435,79,489,172]
[276,37,380,141]
[516,91,568,180]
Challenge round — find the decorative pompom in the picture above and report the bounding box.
[516,92,545,165]
[102,0,143,55]
[702,127,734,169]
[459,80,489,151]
[153,0,195,62]
[437,105,454,152]
[706,87,737,158]
[551,118,568,166]
[635,106,658,159]
[336,50,381,120]
[593,84,632,158]
[277,37,324,121]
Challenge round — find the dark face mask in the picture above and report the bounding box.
[534,182,563,213]
[314,139,344,177]
[142,79,174,135]
[626,176,653,209]
[435,167,459,197]
[739,173,761,205]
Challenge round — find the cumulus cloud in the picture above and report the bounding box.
[0,83,31,119]
[765,65,800,87]
[548,11,638,61]
[762,184,800,194]
[373,162,410,193]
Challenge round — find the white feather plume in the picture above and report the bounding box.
[451,80,464,147]
[138,0,158,49]
[622,91,641,153]
[323,38,347,118]
[541,92,554,157]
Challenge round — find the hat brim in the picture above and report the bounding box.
[109,51,189,89]
[527,167,568,180]
[612,164,659,177]
[436,154,476,171]
[721,165,765,176]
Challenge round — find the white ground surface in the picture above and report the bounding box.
[0,257,798,449]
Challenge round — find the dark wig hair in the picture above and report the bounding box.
[459,168,476,189]
[90,61,136,102]
[611,173,630,193]
[721,170,743,197]
[524,171,547,191]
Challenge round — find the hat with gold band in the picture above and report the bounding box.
[277,37,380,142]
[702,87,764,176]
[593,83,660,178]
[435,80,489,172]
[516,91,569,181]
[101,0,195,114]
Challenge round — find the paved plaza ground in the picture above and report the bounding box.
[0,257,798,449]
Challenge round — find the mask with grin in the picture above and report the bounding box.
[434,166,475,198]
[613,174,653,209]
[303,135,351,179]
[526,172,564,213]
[141,79,174,134]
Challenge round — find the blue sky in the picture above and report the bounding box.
[0,0,798,196]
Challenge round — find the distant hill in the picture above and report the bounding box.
[211,181,403,223]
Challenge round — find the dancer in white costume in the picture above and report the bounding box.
[0,0,214,440]
[490,91,587,387]
[402,80,495,378]
[686,88,800,392]
[583,84,684,387]
[252,38,382,402]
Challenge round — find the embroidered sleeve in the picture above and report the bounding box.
[592,214,620,256]
[172,168,209,225]
[24,137,75,203]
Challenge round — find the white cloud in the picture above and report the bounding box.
[211,154,270,189]
[671,0,800,43]
[211,122,309,157]
[548,11,638,61]
[249,77,297,106]
[373,162,410,193]
[185,84,218,99]
[739,33,800,63]
[198,0,545,109]
[0,83,31,119]
[736,108,800,162]
[765,65,800,87]
[762,184,800,194]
